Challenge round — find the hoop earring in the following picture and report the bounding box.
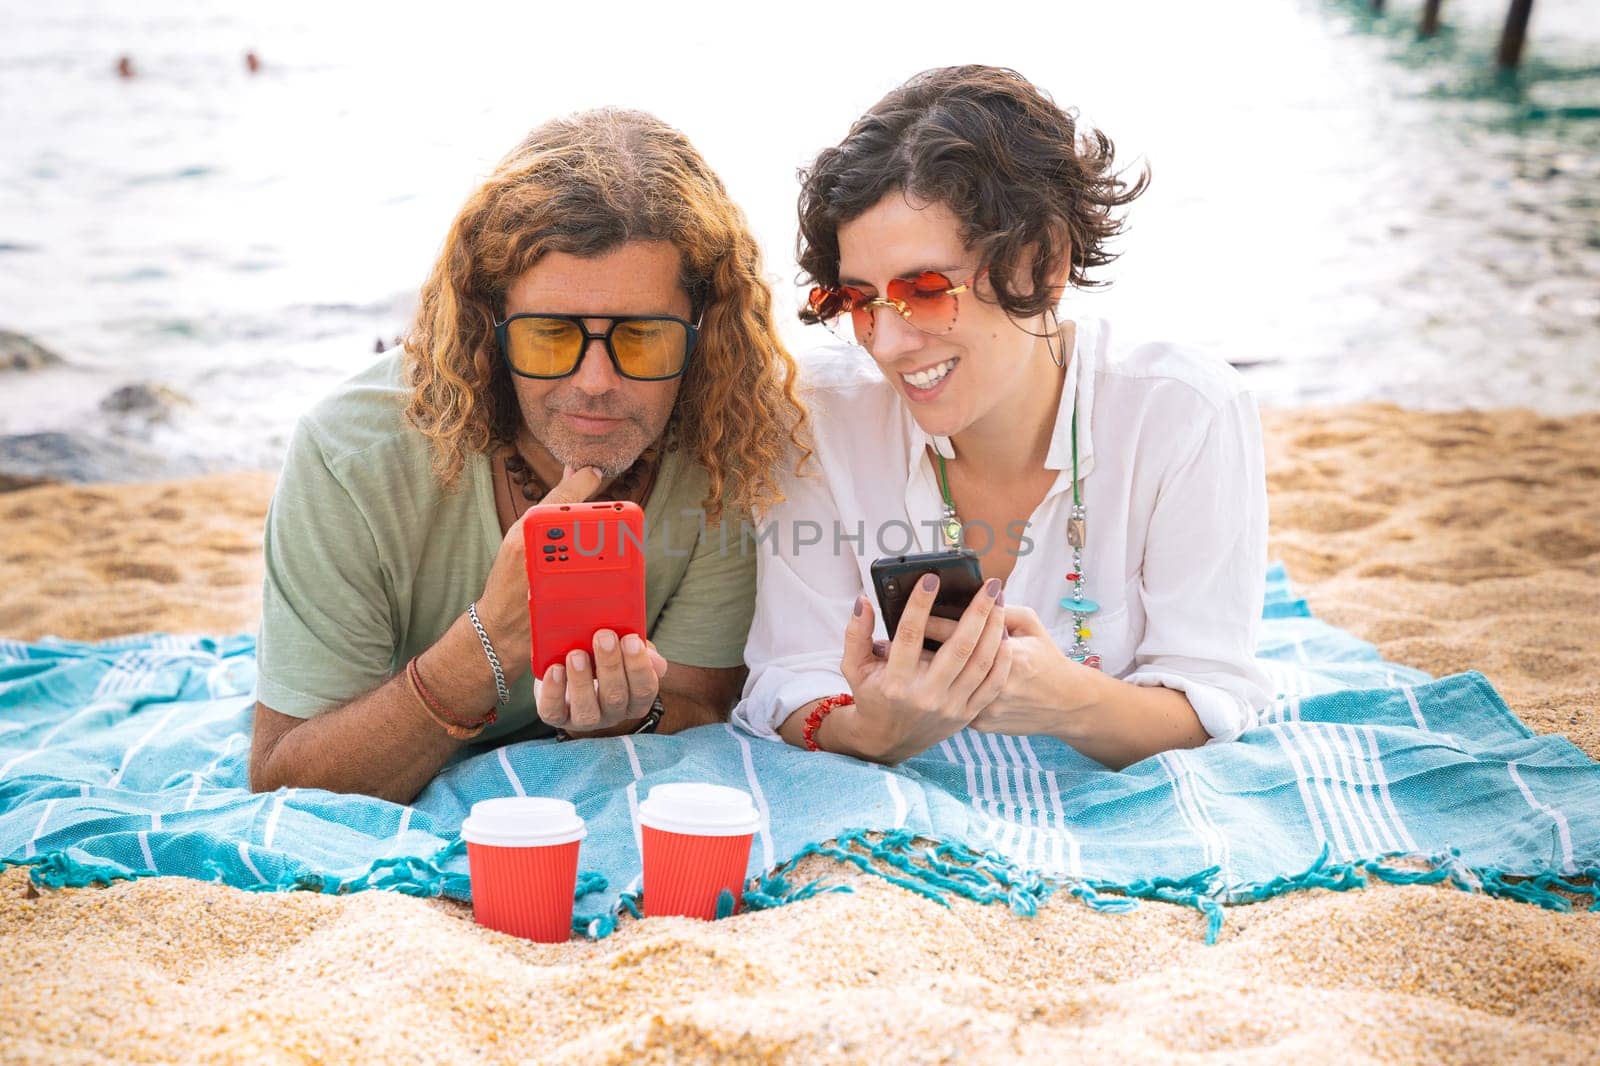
[1044,306,1065,369]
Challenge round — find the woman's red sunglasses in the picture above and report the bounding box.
[802,270,978,348]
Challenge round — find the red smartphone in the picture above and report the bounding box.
[523,500,647,679]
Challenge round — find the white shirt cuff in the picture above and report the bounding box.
[731,669,850,741]
[1121,670,1253,742]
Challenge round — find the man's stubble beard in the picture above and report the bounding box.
[527,405,666,479]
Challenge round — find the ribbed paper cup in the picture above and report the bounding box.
[462,797,585,943]
[638,783,760,920]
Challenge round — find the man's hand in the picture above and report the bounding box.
[474,463,603,680]
[536,629,670,733]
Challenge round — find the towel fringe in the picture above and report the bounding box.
[748,828,1057,917]
[7,834,1595,944]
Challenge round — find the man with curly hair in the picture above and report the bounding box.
[250,109,807,804]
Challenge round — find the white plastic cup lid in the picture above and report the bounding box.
[461,797,586,848]
[637,782,761,837]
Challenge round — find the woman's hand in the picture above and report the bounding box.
[474,463,604,682]
[830,574,1011,763]
[536,629,670,734]
[924,605,1087,735]
[934,606,1210,766]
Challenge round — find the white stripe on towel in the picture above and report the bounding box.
[22,798,61,858]
[724,725,775,872]
[1401,685,1428,730]
[998,733,1045,866]
[1332,723,1409,855]
[1355,725,1421,853]
[1038,767,1080,877]
[1017,737,1073,875]
[946,729,991,818]
[940,735,980,809]
[992,736,1030,857]
[107,700,190,788]
[0,697,126,780]
[977,733,1021,857]
[236,841,266,884]
[621,734,645,856]
[1160,751,1230,879]
[1508,761,1578,875]
[1285,723,1361,859]
[184,734,244,810]
[1270,728,1330,854]
[882,771,909,829]
[262,790,292,850]
[1305,724,1385,856]
[496,747,526,796]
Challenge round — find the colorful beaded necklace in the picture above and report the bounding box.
[934,408,1102,671]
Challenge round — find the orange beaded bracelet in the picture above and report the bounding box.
[802,693,854,752]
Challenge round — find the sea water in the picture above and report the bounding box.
[0,0,1595,477]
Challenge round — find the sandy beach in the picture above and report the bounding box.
[2,404,1597,1063]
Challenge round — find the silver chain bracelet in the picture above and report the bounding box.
[466,601,511,705]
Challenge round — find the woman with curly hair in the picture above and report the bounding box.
[251,109,808,804]
[734,66,1272,766]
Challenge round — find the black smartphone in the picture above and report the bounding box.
[870,549,986,653]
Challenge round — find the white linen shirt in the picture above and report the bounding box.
[731,317,1272,745]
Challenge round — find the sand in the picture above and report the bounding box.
[1,405,1597,1064]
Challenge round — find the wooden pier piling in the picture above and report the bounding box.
[1420,0,1444,37]
[1497,0,1535,69]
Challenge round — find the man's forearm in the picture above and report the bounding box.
[252,613,508,805]
[253,676,461,805]
[661,692,727,731]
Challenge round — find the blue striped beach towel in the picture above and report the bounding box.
[2,564,1596,939]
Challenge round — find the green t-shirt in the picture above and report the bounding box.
[256,352,756,742]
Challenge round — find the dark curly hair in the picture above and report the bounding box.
[797,65,1150,319]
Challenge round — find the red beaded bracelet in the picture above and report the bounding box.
[802,693,854,752]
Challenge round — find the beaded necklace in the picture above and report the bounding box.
[933,407,1101,670]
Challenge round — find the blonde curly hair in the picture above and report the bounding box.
[403,108,809,525]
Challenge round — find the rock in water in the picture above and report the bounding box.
[0,330,65,372]
[0,432,174,487]
[100,382,192,420]
[0,471,53,493]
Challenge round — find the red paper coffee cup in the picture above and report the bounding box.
[638,783,761,920]
[462,797,585,942]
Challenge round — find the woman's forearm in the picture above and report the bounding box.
[777,700,896,762]
[1048,665,1210,770]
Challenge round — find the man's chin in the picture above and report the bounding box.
[546,439,640,480]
